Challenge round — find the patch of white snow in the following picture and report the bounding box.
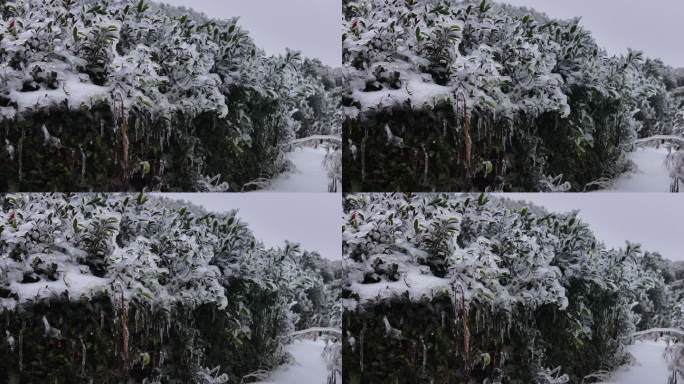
[600,340,675,384]
[265,147,331,192]
[605,147,675,192]
[256,340,330,384]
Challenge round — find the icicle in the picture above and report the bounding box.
[4,139,14,160]
[18,328,23,372]
[80,337,87,375]
[360,319,366,373]
[422,144,429,186]
[18,128,23,183]
[361,126,368,182]
[80,146,86,185]
[421,336,427,374]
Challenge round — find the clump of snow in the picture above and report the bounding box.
[347,261,451,308]
[351,72,453,111]
[9,74,109,113]
[9,265,110,303]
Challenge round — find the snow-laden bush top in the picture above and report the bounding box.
[0,193,341,329]
[343,193,669,320]
[343,0,675,126]
[0,0,341,137]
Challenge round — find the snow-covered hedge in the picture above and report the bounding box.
[0,193,341,383]
[0,0,341,192]
[342,193,673,382]
[342,0,679,191]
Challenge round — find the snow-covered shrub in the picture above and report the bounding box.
[342,193,672,383]
[0,193,341,383]
[342,0,679,191]
[0,0,342,192]
[194,366,230,384]
[324,338,343,384]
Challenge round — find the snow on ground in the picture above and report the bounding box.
[606,147,674,192]
[256,340,329,384]
[600,340,674,384]
[266,147,330,192]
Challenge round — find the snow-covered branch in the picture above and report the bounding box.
[290,135,343,145]
[635,135,684,146]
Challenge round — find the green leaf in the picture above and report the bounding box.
[140,161,151,176]
[479,0,491,13]
[140,352,151,368]
[481,352,491,368]
[136,192,148,205]
[482,160,493,176]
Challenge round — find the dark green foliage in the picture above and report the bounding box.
[343,289,631,384]
[80,216,118,276]
[343,103,541,192]
[80,25,118,86]
[0,280,288,383]
[343,88,636,192]
[0,86,289,192]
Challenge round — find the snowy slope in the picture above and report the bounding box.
[267,147,331,192]
[601,341,674,384]
[257,340,330,384]
[606,148,675,192]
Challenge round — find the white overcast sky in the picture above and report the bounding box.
[158,0,341,67]
[500,0,684,67]
[163,193,342,260]
[501,194,684,262]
